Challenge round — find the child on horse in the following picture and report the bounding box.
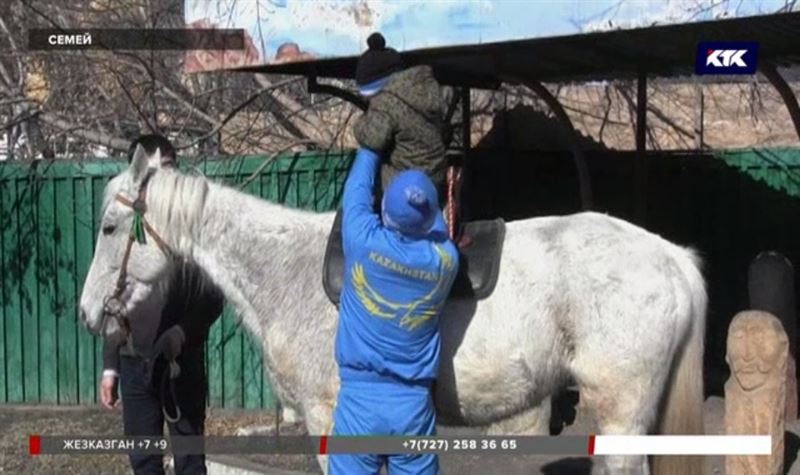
[353,32,449,208]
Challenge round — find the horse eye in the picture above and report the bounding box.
[102,225,116,236]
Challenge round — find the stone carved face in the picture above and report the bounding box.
[727,312,788,392]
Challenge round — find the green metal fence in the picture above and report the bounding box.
[714,148,800,198]
[0,151,354,408]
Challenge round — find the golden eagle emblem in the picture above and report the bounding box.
[350,244,456,331]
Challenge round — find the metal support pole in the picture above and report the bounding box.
[461,87,471,152]
[761,62,800,142]
[634,71,648,224]
[442,89,461,149]
[694,83,704,150]
[448,87,471,235]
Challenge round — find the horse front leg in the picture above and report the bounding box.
[302,398,336,474]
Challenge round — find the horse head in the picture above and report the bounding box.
[78,145,176,346]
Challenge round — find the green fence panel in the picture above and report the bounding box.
[74,175,95,405]
[1,178,22,402]
[22,175,40,403]
[0,151,354,408]
[205,316,224,409]
[57,177,80,404]
[0,178,5,401]
[714,148,800,198]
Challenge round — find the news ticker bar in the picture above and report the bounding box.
[29,435,771,456]
[28,29,245,51]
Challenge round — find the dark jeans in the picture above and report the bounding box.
[120,349,207,475]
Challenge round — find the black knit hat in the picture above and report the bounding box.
[127,134,176,166]
[355,32,402,86]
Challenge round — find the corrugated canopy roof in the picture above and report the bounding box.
[227,11,800,88]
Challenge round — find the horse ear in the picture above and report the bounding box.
[130,144,149,182]
[148,148,162,168]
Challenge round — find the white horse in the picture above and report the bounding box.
[79,147,707,475]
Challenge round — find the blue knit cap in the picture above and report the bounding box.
[381,170,439,237]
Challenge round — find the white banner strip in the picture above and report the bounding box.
[593,435,771,455]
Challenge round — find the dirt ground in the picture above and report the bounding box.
[2,397,800,475]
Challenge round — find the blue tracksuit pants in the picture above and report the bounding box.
[328,374,438,475]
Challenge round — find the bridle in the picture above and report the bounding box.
[100,168,171,340]
[100,167,184,423]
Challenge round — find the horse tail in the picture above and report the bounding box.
[652,247,707,475]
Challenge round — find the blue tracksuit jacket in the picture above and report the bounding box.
[334,148,459,384]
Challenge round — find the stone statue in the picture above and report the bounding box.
[725,310,788,475]
[748,251,797,421]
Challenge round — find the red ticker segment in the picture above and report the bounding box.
[319,435,329,455]
[587,434,596,456]
[29,435,41,455]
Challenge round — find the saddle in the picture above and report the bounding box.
[322,209,505,305]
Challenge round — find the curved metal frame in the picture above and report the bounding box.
[761,63,800,142]
[307,76,367,111]
[511,77,594,211]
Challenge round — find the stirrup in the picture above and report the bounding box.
[456,232,473,250]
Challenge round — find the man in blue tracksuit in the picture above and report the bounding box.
[328,146,459,475]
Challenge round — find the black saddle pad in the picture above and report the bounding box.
[449,218,506,299]
[322,210,505,305]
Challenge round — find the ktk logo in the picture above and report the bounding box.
[706,49,748,67]
[696,41,758,75]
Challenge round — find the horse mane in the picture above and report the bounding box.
[143,168,210,253]
[144,163,327,265]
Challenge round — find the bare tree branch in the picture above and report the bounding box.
[177,76,303,149]
[38,111,130,150]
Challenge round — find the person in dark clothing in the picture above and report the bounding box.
[353,32,449,204]
[99,134,224,475]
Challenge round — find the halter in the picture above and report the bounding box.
[100,168,184,423]
[100,169,171,341]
